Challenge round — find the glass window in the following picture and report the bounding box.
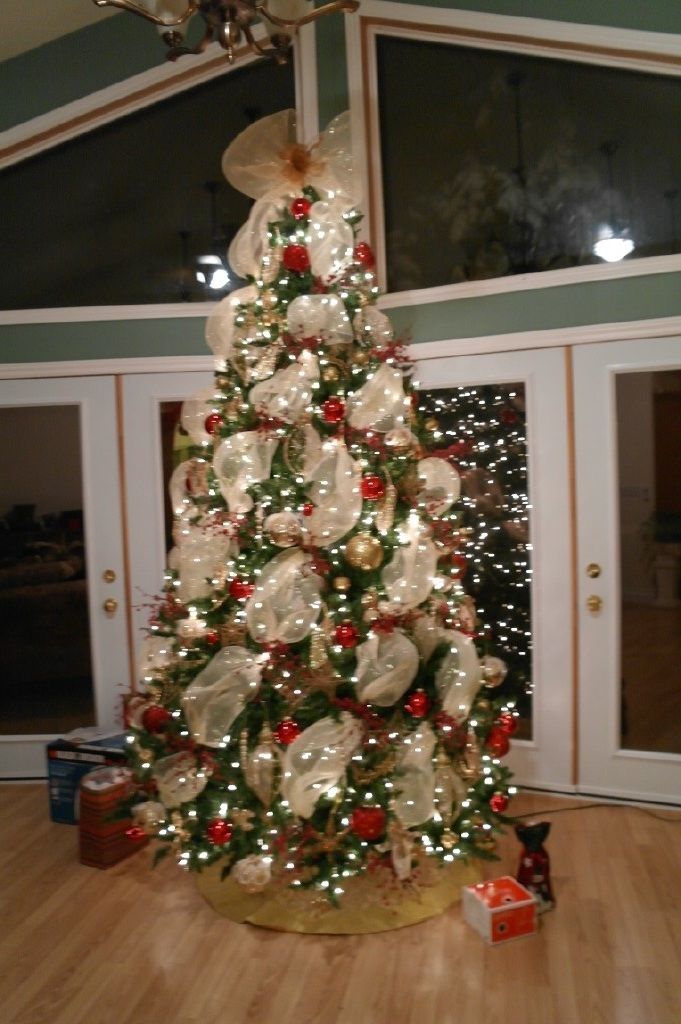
[377,36,681,292]
[0,59,296,309]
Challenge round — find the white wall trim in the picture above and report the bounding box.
[0,302,216,326]
[295,24,320,140]
[349,2,681,305]
[4,315,681,380]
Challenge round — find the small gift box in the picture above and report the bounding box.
[78,766,145,869]
[462,876,537,944]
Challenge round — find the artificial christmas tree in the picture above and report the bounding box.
[125,110,516,930]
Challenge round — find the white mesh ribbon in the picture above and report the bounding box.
[307,200,355,282]
[354,305,393,346]
[153,752,208,809]
[181,386,222,447]
[213,431,278,513]
[246,548,323,644]
[353,631,419,706]
[347,363,408,433]
[287,293,353,345]
[169,460,196,522]
[394,723,437,828]
[382,515,438,609]
[414,619,482,722]
[205,285,258,364]
[416,457,461,516]
[173,523,232,604]
[249,350,319,424]
[304,438,362,546]
[181,646,263,747]
[221,109,358,203]
[228,196,290,280]
[138,635,173,683]
[280,713,363,819]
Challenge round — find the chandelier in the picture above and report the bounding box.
[93,0,359,64]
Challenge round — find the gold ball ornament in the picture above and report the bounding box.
[345,533,384,571]
[322,365,341,383]
[333,576,352,592]
[424,417,440,432]
[266,519,303,548]
[352,348,370,365]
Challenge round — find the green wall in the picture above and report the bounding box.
[1,1,680,365]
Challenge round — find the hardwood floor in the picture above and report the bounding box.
[1,785,680,1024]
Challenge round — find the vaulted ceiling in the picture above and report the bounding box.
[1,1,118,63]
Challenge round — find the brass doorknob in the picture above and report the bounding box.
[586,563,601,579]
[586,594,603,613]
[102,569,116,583]
[103,597,118,615]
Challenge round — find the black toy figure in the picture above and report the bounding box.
[515,820,555,912]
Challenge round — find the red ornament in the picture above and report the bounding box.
[274,717,301,746]
[205,629,220,646]
[451,553,468,578]
[321,397,345,424]
[229,578,255,600]
[404,689,430,718]
[434,711,458,734]
[361,475,386,501]
[486,726,510,758]
[302,502,315,517]
[204,411,222,435]
[497,712,518,736]
[353,242,375,267]
[125,825,148,843]
[350,806,386,841]
[489,793,509,814]
[141,705,172,734]
[291,197,312,220]
[501,408,518,425]
[206,818,233,846]
[282,244,311,273]
[334,622,359,648]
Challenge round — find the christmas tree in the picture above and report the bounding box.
[126,111,517,910]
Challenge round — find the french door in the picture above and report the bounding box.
[0,376,129,777]
[416,346,573,791]
[574,337,681,804]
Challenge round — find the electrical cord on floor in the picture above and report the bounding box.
[514,801,681,824]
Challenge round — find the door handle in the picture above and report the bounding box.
[586,594,603,613]
[103,597,118,616]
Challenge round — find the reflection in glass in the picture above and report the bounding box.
[617,370,681,754]
[419,384,533,737]
[0,406,94,735]
[377,36,681,292]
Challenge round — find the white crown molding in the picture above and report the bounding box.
[0,34,265,171]
[0,301,215,326]
[2,315,680,380]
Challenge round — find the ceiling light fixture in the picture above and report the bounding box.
[593,141,634,264]
[93,0,359,65]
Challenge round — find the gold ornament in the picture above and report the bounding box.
[345,533,384,571]
[266,516,303,548]
[333,576,352,592]
[309,625,330,670]
[424,417,440,432]
[220,620,247,646]
[244,724,278,807]
[231,807,256,832]
[360,588,379,608]
[375,475,397,534]
[322,365,340,383]
[352,348,370,365]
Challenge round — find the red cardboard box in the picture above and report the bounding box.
[462,876,537,944]
[78,766,145,869]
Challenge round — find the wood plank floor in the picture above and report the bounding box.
[1,785,680,1024]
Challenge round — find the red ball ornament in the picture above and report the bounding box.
[302,502,315,517]
[141,705,172,734]
[321,397,345,424]
[497,712,518,736]
[206,818,233,846]
[229,578,255,600]
[204,411,222,435]
[334,622,359,648]
[291,196,312,220]
[353,242,376,267]
[350,806,386,841]
[404,689,430,718]
[274,717,301,746]
[500,408,518,425]
[486,726,510,758]
[434,711,457,734]
[125,825,148,843]
[489,793,509,814]
[361,475,386,501]
[205,629,220,646]
[282,244,311,273]
[451,553,468,578]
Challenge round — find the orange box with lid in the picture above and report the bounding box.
[462,876,537,944]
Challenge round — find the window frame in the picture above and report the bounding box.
[346,1,681,308]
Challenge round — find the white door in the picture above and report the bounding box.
[121,370,212,677]
[416,346,573,792]
[574,337,681,804]
[0,376,129,777]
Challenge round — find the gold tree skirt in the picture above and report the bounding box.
[195,856,481,934]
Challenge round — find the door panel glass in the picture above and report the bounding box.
[418,383,533,737]
[617,370,681,754]
[0,405,95,734]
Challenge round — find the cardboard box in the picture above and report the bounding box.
[462,876,537,944]
[46,731,129,824]
[78,766,145,869]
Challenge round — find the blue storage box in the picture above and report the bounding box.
[46,731,129,824]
